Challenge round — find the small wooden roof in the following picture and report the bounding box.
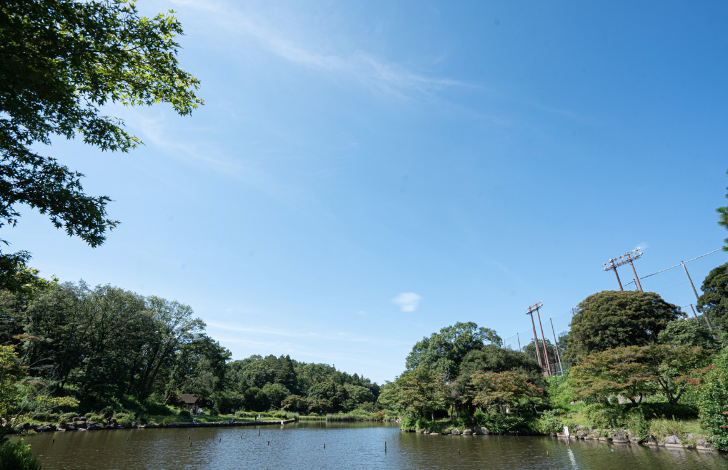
[178,394,200,405]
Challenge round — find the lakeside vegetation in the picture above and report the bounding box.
[378,277,728,449]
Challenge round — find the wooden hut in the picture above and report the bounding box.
[177,394,200,411]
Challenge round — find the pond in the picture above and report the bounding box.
[19,422,728,469]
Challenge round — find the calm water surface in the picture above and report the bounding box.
[19,422,728,469]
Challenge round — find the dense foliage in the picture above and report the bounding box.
[0,0,202,280]
[0,276,380,430]
[566,291,683,359]
[225,354,380,413]
[717,170,728,252]
[0,438,39,470]
[697,262,728,330]
[405,322,502,379]
[698,347,728,450]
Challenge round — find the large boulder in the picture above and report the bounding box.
[451,428,460,435]
[665,435,682,445]
[613,429,629,443]
[462,429,472,435]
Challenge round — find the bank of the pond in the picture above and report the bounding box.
[399,424,720,453]
[7,418,296,435]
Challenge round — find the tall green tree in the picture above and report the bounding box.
[658,318,720,350]
[718,170,728,251]
[566,291,683,359]
[570,344,711,405]
[697,262,728,329]
[0,0,202,277]
[405,322,502,379]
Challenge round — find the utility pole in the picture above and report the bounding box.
[603,249,643,292]
[527,301,552,376]
[526,307,543,371]
[516,332,521,352]
[550,318,564,375]
[683,261,714,330]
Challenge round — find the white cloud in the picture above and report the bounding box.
[391,292,422,312]
[356,310,367,315]
[167,0,466,99]
[635,242,649,251]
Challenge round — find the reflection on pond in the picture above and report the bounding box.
[20,422,728,470]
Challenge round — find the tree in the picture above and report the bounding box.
[717,170,728,251]
[698,347,728,451]
[566,291,683,359]
[468,371,542,414]
[391,367,448,422]
[569,344,711,405]
[344,384,375,405]
[456,344,543,411]
[658,318,720,350]
[261,383,290,410]
[0,0,202,276]
[569,346,655,404]
[281,394,309,413]
[697,262,728,329]
[405,322,502,379]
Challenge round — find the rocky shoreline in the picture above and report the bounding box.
[401,425,720,453]
[8,417,296,434]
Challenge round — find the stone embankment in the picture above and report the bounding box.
[401,425,719,452]
[556,425,716,452]
[9,417,296,434]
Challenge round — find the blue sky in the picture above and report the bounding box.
[10,0,728,384]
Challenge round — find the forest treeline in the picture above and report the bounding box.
[0,277,379,420]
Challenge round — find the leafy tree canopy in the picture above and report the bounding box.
[658,318,720,350]
[697,262,728,329]
[0,0,202,280]
[458,344,543,390]
[468,371,542,413]
[567,291,683,359]
[718,170,728,251]
[569,344,711,405]
[405,322,502,379]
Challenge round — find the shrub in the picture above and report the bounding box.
[0,439,40,470]
[650,416,685,439]
[637,403,698,420]
[583,403,625,428]
[478,413,528,434]
[698,349,728,450]
[536,409,564,434]
[113,412,135,427]
[142,400,173,416]
[178,409,191,418]
[626,408,650,441]
[30,411,58,422]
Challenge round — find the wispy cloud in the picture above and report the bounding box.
[635,241,649,251]
[168,0,466,98]
[391,292,422,312]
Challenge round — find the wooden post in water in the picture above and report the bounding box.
[385,441,387,453]
[324,443,326,449]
